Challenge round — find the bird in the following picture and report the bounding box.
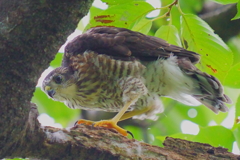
[42,26,232,136]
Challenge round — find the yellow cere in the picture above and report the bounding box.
[45,86,51,91]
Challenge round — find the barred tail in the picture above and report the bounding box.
[178,58,232,114]
[192,73,231,113]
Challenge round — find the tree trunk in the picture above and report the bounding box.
[0,0,93,158]
[0,0,239,159]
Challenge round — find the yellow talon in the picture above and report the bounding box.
[93,120,128,136]
[75,119,95,126]
[75,98,143,137]
[75,119,128,136]
[45,86,51,91]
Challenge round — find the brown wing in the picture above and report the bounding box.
[63,26,200,67]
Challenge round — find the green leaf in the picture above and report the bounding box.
[209,0,238,4]
[193,126,235,151]
[152,136,164,147]
[170,6,181,30]
[224,63,240,88]
[32,88,80,127]
[154,25,182,47]
[89,6,104,21]
[233,124,240,149]
[77,20,85,31]
[50,53,63,68]
[181,14,233,81]
[227,37,240,65]
[131,16,152,34]
[85,1,154,30]
[212,111,229,125]
[236,95,240,120]
[179,0,203,13]
[232,1,240,20]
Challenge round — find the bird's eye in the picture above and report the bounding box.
[53,75,63,84]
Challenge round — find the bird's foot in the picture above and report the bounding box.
[75,119,132,137]
[75,119,95,126]
[93,120,129,136]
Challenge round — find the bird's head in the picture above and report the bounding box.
[42,67,77,102]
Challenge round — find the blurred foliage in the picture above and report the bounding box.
[31,0,240,155]
[233,1,240,20]
[210,0,238,4]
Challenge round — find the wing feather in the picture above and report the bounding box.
[63,27,200,67]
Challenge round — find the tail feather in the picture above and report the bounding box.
[178,57,231,113]
[196,96,229,113]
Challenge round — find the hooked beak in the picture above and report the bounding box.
[45,86,55,98]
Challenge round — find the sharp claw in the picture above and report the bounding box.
[127,130,134,138]
[74,119,94,126]
[74,120,86,126]
[74,119,133,137]
[74,120,78,126]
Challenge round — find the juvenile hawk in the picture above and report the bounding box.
[42,27,231,136]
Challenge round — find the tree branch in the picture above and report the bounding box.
[8,103,239,159]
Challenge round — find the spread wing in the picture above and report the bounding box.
[63,27,200,67]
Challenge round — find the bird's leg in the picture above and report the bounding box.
[119,106,151,121]
[119,95,163,121]
[93,103,151,136]
[75,103,153,136]
[76,77,147,136]
[93,96,139,136]
[93,77,148,136]
[76,96,140,136]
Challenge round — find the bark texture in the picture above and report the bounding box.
[0,0,239,160]
[0,0,93,158]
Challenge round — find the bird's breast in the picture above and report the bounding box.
[66,51,149,111]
